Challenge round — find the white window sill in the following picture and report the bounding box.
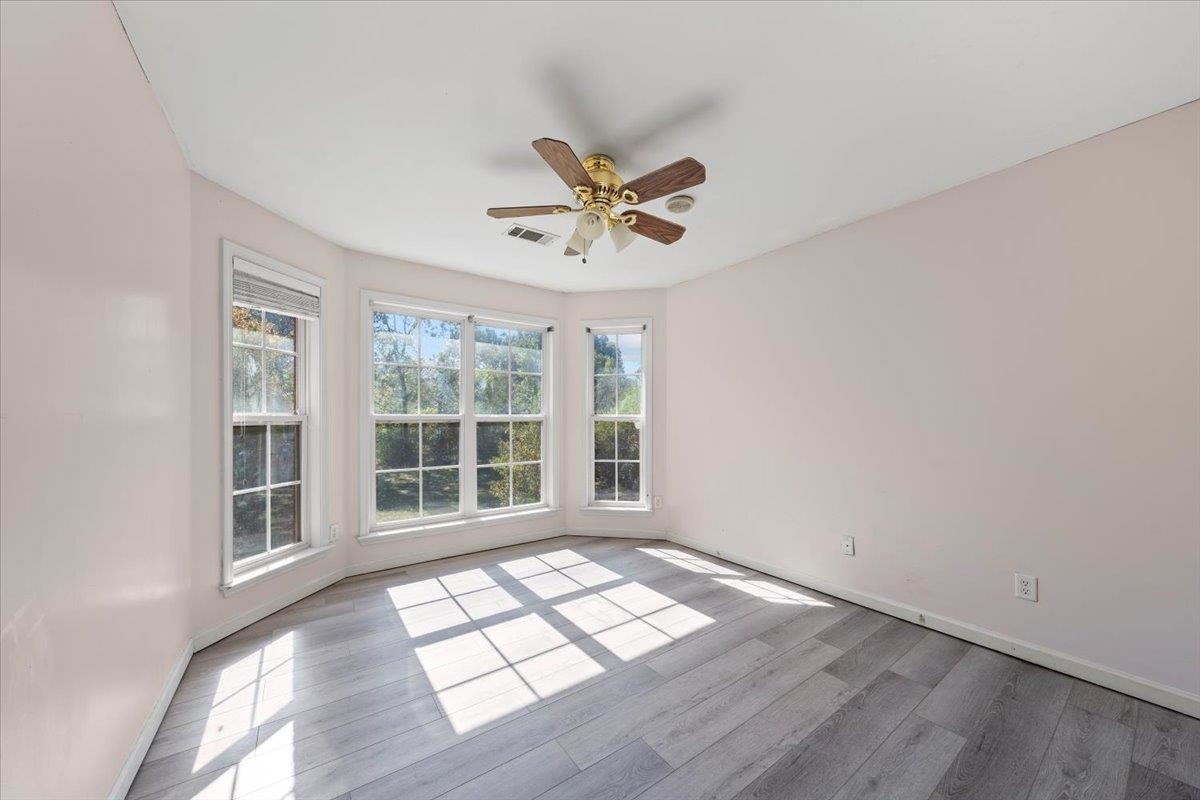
[359,506,561,545]
[221,544,334,596]
[578,505,655,516]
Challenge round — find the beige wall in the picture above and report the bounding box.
[666,102,1200,695]
[0,3,193,798]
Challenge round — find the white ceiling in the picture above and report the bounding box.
[115,1,1199,292]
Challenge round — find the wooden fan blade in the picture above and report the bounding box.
[627,210,686,245]
[486,205,572,219]
[532,138,595,191]
[621,157,706,204]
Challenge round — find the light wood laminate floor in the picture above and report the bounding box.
[131,536,1200,800]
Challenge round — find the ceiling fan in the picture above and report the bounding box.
[487,138,706,261]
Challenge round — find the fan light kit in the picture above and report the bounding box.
[488,140,706,263]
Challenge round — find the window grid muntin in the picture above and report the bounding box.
[374,419,462,520]
[372,310,465,522]
[476,419,545,510]
[473,324,545,510]
[231,305,308,568]
[587,326,648,508]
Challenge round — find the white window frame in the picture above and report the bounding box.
[582,317,653,513]
[359,290,560,541]
[221,241,329,592]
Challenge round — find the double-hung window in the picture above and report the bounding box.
[585,320,651,510]
[223,243,326,588]
[364,293,555,536]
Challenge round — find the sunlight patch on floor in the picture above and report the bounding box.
[498,549,624,600]
[173,546,725,793]
[637,547,744,575]
[715,578,832,605]
[420,609,607,733]
[192,634,295,772]
[389,569,525,637]
[554,581,715,662]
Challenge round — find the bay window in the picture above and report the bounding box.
[363,293,556,537]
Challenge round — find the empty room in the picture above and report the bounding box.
[2,1,1199,799]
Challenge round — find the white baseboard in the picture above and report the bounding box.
[345,526,572,578]
[193,567,346,651]
[108,638,193,800]
[567,527,669,540]
[670,532,1200,719]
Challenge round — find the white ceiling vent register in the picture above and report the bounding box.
[506,224,559,246]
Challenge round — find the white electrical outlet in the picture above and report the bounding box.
[653,495,663,509]
[1014,573,1037,601]
[840,535,855,556]
[330,523,340,542]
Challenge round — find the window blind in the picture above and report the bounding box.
[233,270,320,319]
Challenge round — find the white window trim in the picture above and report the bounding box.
[358,289,561,542]
[581,317,653,512]
[221,240,329,591]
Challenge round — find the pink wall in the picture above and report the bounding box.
[0,3,193,797]
[666,102,1200,695]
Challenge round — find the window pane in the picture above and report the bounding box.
[474,370,509,414]
[593,334,618,375]
[233,307,263,346]
[593,463,616,501]
[618,333,642,375]
[593,421,616,461]
[233,490,268,561]
[423,468,459,515]
[264,312,296,351]
[477,421,509,465]
[270,424,300,483]
[374,364,418,414]
[270,485,300,549]
[419,367,459,414]
[377,471,419,521]
[233,347,262,413]
[422,422,459,467]
[617,463,641,502]
[511,374,541,415]
[513,463,541,505]
[420,319,461,367]
[474,326,510,370]
[616,421,640,461]
[233,425,267,490]
[376,422,418,470]
[477,465,510,510]
[374,312,418,364]
[511,331,543,373]
[617,375,641,415]
[593,376,616,415]
[266,352,296,413]
[512,421,541,462]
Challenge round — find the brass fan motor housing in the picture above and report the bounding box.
[574,155,638,229]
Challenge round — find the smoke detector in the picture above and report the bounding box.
[665,195,695,214]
